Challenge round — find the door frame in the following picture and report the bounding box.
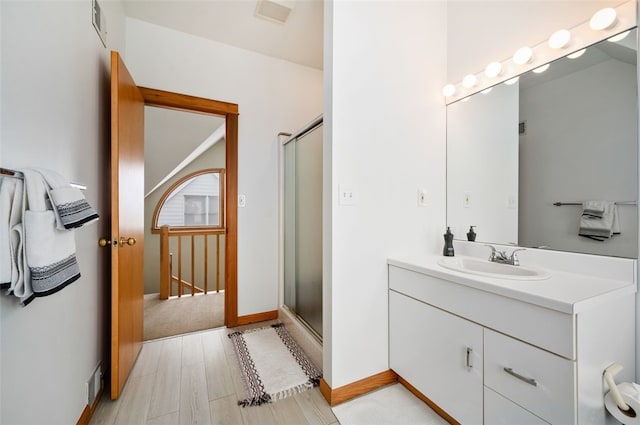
[139,87,239,327]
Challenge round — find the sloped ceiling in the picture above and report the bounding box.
[123,0,324,69]
[144,106,225,194]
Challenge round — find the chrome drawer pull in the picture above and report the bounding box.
[466,347,473,369]
[504,367,538,387]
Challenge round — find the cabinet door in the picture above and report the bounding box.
[389,290,483,424]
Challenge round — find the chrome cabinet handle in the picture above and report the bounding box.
[466,347,473,369]
[504,367,537,387]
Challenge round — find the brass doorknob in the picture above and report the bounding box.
[119,237,137,247]
[98,238,112,247]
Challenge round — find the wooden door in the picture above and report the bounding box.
[110,51,145,400]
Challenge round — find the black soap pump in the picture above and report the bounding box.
[467,226,477,242]
[443,227,455,257]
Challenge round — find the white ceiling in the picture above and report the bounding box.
[123,0,324,69]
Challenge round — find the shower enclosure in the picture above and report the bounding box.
[283,116,323,339]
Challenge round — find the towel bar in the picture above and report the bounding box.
[1,167,87,190]
[553,201,637,207]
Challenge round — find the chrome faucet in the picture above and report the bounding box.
[485,245,526,266]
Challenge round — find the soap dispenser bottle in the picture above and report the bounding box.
[467,226,477,242]
[443,227,455,257]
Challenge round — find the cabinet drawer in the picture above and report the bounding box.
[485,387,549,425]
[484,329,576,425]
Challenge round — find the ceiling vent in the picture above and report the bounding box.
[255,0,294,24]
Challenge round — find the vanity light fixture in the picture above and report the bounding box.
[484,61,502,78]
[532,64,550,73]
[504,76,519,85]
[589,7,617,31]
[608,30,630,42]
[462,74,478,88]
[442,84,457,97]
[567,49,586,59]
[513,46,533,65]
[548,29,571,49]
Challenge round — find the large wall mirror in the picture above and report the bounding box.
[447,28,638,258]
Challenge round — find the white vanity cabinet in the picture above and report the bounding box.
[388,259,636,425]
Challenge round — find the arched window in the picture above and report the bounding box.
[152,169,225,233]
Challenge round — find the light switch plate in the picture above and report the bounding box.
[238,194,246,207]
[418,188,429,206]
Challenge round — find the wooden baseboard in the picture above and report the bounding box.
[397,375,460,425]
[319,369,398,406]
[76,380,104,425]
[236,310,278,326]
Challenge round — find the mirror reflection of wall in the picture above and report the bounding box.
[446,28,638,258]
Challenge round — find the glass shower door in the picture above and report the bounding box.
[283,122,323,338]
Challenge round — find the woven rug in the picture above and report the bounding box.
[228,323,322,406]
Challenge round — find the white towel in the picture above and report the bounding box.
[0,177,28,298]
[20,169,80,304]
[0,177,14,286]
[582,200,606,218]
[579,200,620,241]
[34,168,99,229]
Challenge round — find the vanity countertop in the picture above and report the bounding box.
[388,255,636,315]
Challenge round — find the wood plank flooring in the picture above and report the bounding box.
[90,323,338,425]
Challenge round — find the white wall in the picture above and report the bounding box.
[125,18,323,316]
[0,1,125,423]
[324,1,447,389]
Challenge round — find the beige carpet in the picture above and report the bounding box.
[144,292,225,341]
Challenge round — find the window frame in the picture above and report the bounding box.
[151,168,226,234]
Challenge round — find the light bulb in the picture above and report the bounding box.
[590,8,617,30]
[462,74,478,88]
[442,84,456,97]
[609,30,630,42]
[548,29,571,49]
[504,76,520,85]
[532,64,550,73]
[513,47,533,65]
[567,49,586,59]
[484,61,502,78]
[481,88,493,94]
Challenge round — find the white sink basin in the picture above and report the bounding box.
[437,257,551,281]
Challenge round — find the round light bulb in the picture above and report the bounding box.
[442,84,457,97]
[608,30,630,42]
[548,29,571,49]
[484,61,502,78]
[504,76,520,85]
[590,8,617,30]
[532,64,550,74]
[513,47,533,65]
[481,88,493,94]
[462,74,478,88]
[567,49,586,59]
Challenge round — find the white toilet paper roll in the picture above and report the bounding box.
[605,382,640,424]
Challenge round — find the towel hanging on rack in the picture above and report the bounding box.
[578,200,620,241]
[0,167,97,305]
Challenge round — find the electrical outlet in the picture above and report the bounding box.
[418,189,428,206]
[507,195,517,209]
[238,194,246,207]
[463,192,471,208]
[338,185,356,206]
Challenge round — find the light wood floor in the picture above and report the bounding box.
[90,322,339,425]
